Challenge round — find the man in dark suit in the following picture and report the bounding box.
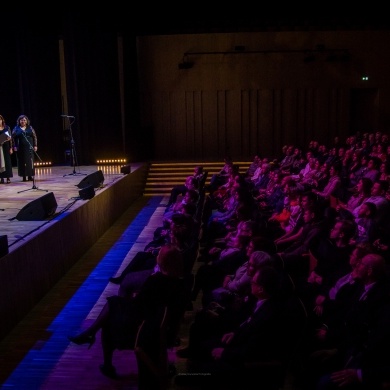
[175,266,288,389]
[308,253,390,389]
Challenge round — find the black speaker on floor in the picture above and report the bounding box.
[0,235,8,258]
[76,170,104,189]
[79,185,95,200]
[15,192,58,221]
[120,164,131,174]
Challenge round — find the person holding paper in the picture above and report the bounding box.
[0,114,13,183]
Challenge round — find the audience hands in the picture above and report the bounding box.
[330,369,360,386]
[211,347,224,360]
[221,332,234,345]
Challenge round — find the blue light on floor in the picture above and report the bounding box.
[1,196,164,390]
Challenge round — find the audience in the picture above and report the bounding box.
[69,130,390,389]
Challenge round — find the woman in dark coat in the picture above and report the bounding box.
[12,114,37,182]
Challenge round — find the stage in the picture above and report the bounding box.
[0,163,148,341]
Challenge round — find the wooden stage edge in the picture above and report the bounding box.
[0,163,148,341]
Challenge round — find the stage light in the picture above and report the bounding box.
[34,161,52,167]
[96,158,127,164]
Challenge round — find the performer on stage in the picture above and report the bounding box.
[0,114,13,183]
[12,115,37,182]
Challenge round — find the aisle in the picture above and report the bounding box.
[0,195,167,390]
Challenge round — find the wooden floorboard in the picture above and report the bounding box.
[0,193,169,389]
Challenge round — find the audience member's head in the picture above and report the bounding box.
[251,266,280,299]
[157,244,184,278]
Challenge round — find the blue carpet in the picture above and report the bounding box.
[1,196,164,390]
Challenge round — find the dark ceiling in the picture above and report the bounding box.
[9,15,390,39]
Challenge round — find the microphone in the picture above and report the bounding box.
[61,115,75,118]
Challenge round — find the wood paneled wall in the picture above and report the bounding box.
[137,31,390,160]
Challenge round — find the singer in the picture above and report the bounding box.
[0,114,13,183]
[12,115,38,182]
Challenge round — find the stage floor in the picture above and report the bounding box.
[0,164,139,255]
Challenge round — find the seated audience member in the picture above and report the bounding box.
[191,234,251,307]
[279,144,296,173]
[166,174,199,210]
[256,170,287,218]
[205,185,255,242]
[175,266,286,389]
[109,213,196,284]
[310,243,373,329]
[346,150,363,189]
[348,153,369,190]
[207,156,233,192]
[252,162,272,194]
[163,188,199,225]
[362,156,381,184]
[352,201,378,245]
[176,250,276,359]
[165,165,203,208]
[244,154,261,180]
[209,250,272,307]
[352,179,390,226]
[290,147,307,175]
[379,161,390,182]
[68,244,189,379]
[118,221,198,298]
[267,183,302,238]
[278,205,325,284]
[336,177,373,219]
[292,154,317,184]
[297,219,356,313]
[312,163,342,208]
[307,253,390,390]
[274,191,317,251]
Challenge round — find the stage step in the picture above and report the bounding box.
[143,161,252,196]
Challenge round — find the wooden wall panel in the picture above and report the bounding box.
[185,91,196,159]
[217,91,227,158]
[226,90,243,159]
[201,91,219,160]
[138,31,390,161]
[150,87,353,161]
[258,89,275,158]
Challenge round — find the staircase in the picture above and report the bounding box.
[143,161,252,196]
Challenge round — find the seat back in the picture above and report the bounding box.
[134,306,170,390]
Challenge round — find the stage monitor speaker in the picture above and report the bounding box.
[15,192,58,221]
[76,170,104,189]
[121,164,131,175]
[0,235,8,258]
[79,185,95,200]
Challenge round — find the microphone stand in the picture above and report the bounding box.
[62,116,86,177]
[17,132,48,194]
